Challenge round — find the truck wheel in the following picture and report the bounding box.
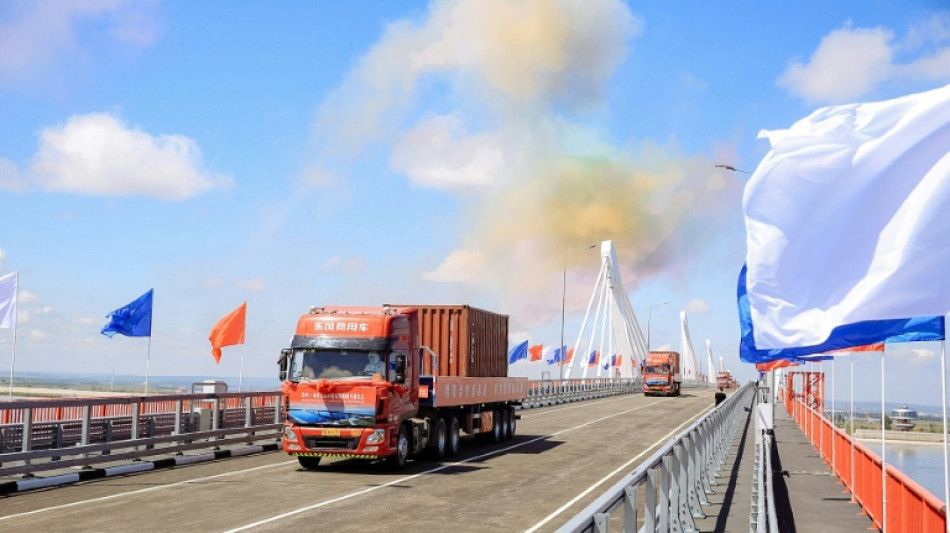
[491,409,503,443]
[506,407,516,440]
[387,424,410,470]
[297,456,321,470]
[428,418,447,459]
[499,409,510,441]
[445,415,460,456]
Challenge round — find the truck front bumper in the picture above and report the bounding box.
[282,424,392,459]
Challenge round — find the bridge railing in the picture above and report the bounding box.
[523,378,643,407]
[782,388,946,532]
[750,385,779,533]
[0,391,283,477]
[558,381,756,532]
[0,377,656,478]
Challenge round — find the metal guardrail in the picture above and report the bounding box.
[0,391,282,477]
[751,385,779,533]
[523,378,643,407]
[523,378,712,409]
[557,381,755,532]
[0,378,715,479]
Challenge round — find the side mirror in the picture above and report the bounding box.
[395,353,407,384]
[278,349,291,381]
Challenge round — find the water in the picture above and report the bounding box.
[862,440,948,500]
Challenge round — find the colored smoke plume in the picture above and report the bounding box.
[306,0,743,327]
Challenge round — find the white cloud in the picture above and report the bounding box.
[778,18,950,103]
[203,277,225,289]
[235,277,266,292]
[16,309,28,324]
[390,113,515,189]
[778,26,894,103]
[908,347,936,366]
[29,112,231,200]
[0,158,27,192]
[0,248,5,269]
[422,249,487,283]
[76,317,101,326]
[0,0,162,76]
[684,299,709,314]
[320,256,365,272]
[29,329,47,340]
[18,289,39,303]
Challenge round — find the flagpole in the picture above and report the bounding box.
[7,271,17,400]
[848,352,855,503]
[831,355,836,474]
[145,334,151,396]
[239,344,245,393]
[940,338,949,533]
[819,360,824,462]
[7,312,16,400]
[881,350,887,532]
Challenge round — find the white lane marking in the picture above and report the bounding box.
[0,461,297,522]
[523,406,712,533]
[223,400,668,533]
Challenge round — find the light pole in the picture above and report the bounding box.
[560,243,598,380]
[646,301,669,353]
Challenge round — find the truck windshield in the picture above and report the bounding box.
[291,349,389,381]
[643,366,668,374]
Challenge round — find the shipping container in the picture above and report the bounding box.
[387,304,509,378]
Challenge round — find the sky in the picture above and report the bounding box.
[1,1,949,404]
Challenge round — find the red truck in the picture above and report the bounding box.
[642,350,682,396]
[277,305,528,470]
[717,371,738,390]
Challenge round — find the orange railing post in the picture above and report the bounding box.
[784,376,946,532]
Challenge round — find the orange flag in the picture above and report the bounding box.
[755,359,799,371]
[209,302,246,363]
[825,343,885,355]
[529,344,543,361]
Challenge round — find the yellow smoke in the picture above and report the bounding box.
[307,0,743,326]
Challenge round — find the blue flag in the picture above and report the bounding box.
[102,289,153,338]
[508,340,529,364]
[737,266,943,363]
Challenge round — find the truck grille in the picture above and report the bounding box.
[304,437,360,450]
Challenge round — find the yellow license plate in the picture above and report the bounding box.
[322,428,341,437]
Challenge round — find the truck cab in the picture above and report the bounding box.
[643,350,682,397]
[278,306,419,469]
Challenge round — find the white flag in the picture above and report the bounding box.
[0,271,16,329]
[744,83,950,349]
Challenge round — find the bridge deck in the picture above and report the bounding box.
[695,401,875,532]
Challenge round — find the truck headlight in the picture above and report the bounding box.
[366,429,386,444]
[283,425,298,442]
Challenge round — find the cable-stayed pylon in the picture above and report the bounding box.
[679,310,701,383]
[564,241,647,379]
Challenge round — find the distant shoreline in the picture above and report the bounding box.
[854,428,946,444]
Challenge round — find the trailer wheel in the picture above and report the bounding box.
[297,456,321,470]
[387,424,410,470]
[445,415,460,456]
[498,409,510,441]
[506,407,516,440]
[490,409,503,443]
[428,418,447,459]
